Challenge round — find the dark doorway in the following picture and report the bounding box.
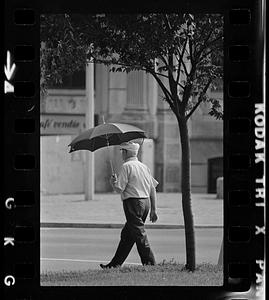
[208,157,223,193]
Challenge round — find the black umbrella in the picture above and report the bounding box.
[68,122,146,173]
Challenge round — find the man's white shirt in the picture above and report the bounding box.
[114,157,158,201]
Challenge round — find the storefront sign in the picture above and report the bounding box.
[42,90,86,114]
[40,114,86,135]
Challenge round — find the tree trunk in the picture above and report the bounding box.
[178,117,196,271]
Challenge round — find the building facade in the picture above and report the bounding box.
[41,64,223,195]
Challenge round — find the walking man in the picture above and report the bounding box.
[100,141,158,268]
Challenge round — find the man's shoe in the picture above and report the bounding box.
[100,263,119,269]
[100,263,112,269]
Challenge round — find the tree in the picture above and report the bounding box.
[40,13,223,271]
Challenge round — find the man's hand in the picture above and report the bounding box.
[150,210,158,223]
[110,174,117,187]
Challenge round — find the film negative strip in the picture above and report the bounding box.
[3,0,265,299]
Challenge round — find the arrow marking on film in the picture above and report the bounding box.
[4,50,16,81]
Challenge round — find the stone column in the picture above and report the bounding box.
[84,62,95,200]
[95,63,109,120]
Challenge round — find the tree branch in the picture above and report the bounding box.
[167,51,177,95]
[189,38,194,65]
[186,79,212,120]
[158,53,178,80]
[164,14,173,31]
[149,71,177,113]
[157,53,185,109]
[207,34,223,47]
[181,61,197,109]
[158,54,169,70]
[175,39,188,85]
[196,34,223,60]
[196,27,215,57]
[167,51,182,114]
[164,14,190,81]
[197,49,216,65]
[175,80,185,90]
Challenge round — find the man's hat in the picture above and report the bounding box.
[119,142,140,153]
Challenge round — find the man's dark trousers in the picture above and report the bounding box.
[108,197,156,267]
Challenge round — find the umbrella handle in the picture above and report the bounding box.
[109,159,114,175]
[103,122,114,175]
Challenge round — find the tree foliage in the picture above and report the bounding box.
[41,13,223,119]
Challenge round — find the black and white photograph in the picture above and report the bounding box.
[40,13,224,286]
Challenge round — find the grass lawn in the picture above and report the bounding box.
[41,262,223,286]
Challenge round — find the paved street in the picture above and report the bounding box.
[41,227,223,273]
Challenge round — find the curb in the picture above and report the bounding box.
[41,223,223,229]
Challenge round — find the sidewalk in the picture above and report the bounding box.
[41,193,223,228]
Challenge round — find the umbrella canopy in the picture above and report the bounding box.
[68,123,146,153]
